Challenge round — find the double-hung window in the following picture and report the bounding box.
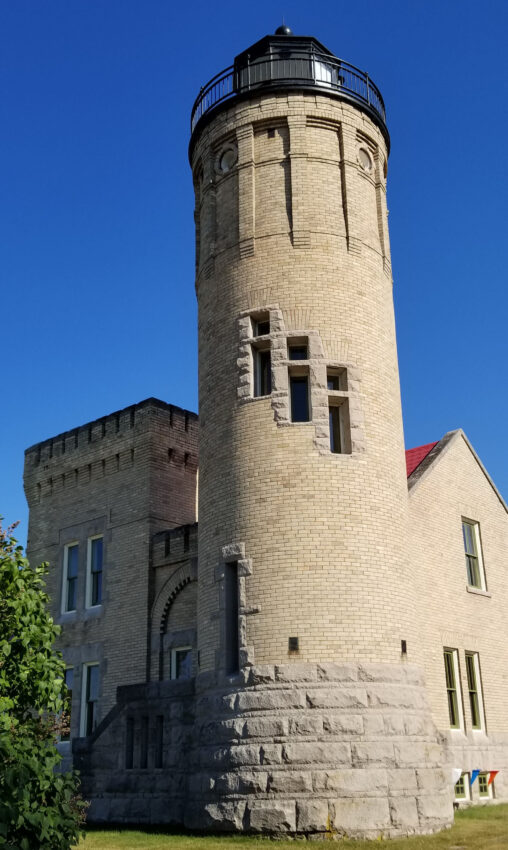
[443,648,463,729]
[62,543,79,612]
[465,651,485,730]
[87,536,103,607]
[462,519,486,589]
[81,663,99,737]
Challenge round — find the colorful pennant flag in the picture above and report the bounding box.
[452,768,462,785]
[470,770,480,785]
[488,770,499,786]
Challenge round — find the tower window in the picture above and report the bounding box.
[329,400,350,454]
[224,562,239,675]
[252,315,270,336]
[253,348,272,397]
[288,344,308,360]
[290,375,310,422]
[329,405,342,453]
[327,367,347,391]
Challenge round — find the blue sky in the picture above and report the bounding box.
[1,0,507,543]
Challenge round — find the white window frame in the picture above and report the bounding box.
[80,662,99,737]
[443,647,465,733]
[462,519,487,591]
[61,541,79,613]
[465,651,486,733]
[170,646,192,680]
[85,535,104,609]
[454,772,470,802]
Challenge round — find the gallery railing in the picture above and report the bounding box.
[190,51,387,139]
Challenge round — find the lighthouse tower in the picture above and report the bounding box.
[189,28,451,837]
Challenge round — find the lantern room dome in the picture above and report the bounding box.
[190,29,389,155]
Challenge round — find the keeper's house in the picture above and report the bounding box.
[23,25,508,839]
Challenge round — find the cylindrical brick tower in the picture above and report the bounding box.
[188,28,452,838]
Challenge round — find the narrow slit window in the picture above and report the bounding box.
[155,715,164,768]
[224,562,239,675]
[125,717,134,769]
[290,375,310,422]
[254,348,272,397]
[329,405,342,454]
[140,716,149,769]
[82,664,99,737]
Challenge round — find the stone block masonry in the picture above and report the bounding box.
[77,663,452,837]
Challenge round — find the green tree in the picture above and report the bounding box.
[0,521,86,850]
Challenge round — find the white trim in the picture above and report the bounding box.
[61,541,79,613]
[85,535,103,609]
[80,662,99,737]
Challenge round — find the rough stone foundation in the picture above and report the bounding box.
[77,662,453,837]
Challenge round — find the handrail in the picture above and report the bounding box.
[190,51,387,140]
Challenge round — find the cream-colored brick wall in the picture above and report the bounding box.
[408,433,508,737]
[192,93,415,671]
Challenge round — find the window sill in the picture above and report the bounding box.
[466,586,491,598]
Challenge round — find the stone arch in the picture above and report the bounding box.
[150,560,198,681]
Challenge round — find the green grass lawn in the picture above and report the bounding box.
[77,803,508,849]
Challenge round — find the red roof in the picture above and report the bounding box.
[405,441,438,478]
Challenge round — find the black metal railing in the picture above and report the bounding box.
[190,51,387,139]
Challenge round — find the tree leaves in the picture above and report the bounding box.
[0,521,87,849]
